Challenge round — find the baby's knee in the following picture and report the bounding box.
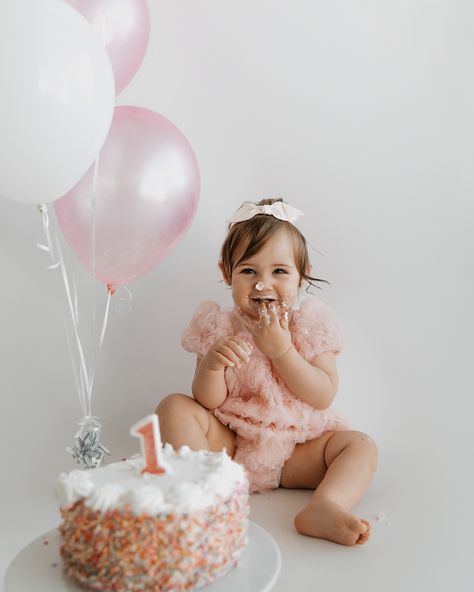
[327,430,378,467]
[156,393,194,417]
[348,430,378,465]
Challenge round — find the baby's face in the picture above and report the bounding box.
[227,230,301,319]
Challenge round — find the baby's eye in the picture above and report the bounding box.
[240,268,255,274]
[273,268,288,274]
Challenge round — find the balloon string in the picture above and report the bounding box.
[88,120,108,412]
[63,313,87,418]
[89,155,100,386]
[72,277,79,326]
[38,204,91,415]
[53,233,92,405]
[37,203,111,421]
[99,291,111,351]
[88,289,111,414]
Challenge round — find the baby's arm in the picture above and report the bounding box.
[271,349,338,410]
[192,359,227,409]
[192,336,251,410]
[245,302,337,410]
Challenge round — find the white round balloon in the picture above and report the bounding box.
[0,0,115,205]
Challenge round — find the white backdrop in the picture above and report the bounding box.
[1,0,473,588]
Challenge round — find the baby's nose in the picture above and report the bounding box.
[255,277,274,290]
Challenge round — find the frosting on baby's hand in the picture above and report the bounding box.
[238,301,292,359]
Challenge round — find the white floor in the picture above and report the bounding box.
[2,441,471,592]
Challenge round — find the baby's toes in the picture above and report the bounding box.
[347,515,367,534]
[343,515,367,543]
[356,519,371,544]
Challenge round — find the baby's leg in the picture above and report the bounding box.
[280,430,377,546]
[156,393,235,455]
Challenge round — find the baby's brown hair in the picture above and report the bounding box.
[220,198,329,291]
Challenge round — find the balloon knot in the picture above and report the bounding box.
[107,283,116,296]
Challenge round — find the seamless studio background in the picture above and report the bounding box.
[0,1,472,590]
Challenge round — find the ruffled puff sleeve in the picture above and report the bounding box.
[291,296,345,361]
[181,301,233,359]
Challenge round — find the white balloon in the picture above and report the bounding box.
[0,0,115,205]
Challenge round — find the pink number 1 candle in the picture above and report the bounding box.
[130,414,170,475]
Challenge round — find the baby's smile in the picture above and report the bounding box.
[243,297,290,322]
[250,296,277,304]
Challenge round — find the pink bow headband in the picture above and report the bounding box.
[227,200,304,227]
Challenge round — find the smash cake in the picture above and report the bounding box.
[55,444,249,591]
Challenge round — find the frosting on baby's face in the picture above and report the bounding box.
[228,231,301,320]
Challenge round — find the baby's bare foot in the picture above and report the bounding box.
[294,498,371,546]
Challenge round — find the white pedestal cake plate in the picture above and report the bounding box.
[4,521,281,592]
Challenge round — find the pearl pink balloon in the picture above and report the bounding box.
[55,106,200,288]
[65,0,150,95]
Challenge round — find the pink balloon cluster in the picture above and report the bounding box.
[54,2,200,289]
[1,0,200,287]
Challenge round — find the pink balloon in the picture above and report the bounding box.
[55,106,200,288]
[65,0,150,95]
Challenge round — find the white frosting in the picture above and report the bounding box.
[55,446,247,515]
[126,485,170,515]
[87,483,124,512]
[54,470,95,507]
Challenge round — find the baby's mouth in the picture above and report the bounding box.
[251,297,277,305]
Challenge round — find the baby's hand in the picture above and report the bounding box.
[204,336,252,371]
[243,302,292,360]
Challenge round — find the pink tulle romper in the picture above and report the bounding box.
[181,296,350,493]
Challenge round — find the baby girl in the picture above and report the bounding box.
[157,198,377,546]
